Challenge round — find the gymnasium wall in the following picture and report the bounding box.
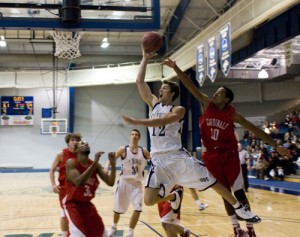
[0,87,69,169]
[73,84,148,168]
[0,84,147,169]
[0,78,299,169]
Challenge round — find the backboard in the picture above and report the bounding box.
[41,118,68,135]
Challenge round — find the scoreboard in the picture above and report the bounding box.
[1,96,34,125]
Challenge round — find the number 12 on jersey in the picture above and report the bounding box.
[152,126,166,136]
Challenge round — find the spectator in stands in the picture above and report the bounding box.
[296,155,300,174]
[283,137,292,149]
[284,114,291,126]
[296,136,300,149]
[277,154,285,181]
[270,121,279,134]
[255,148,269,179]
[288,123,294,133]
[263,120,271,134]
[250,146,261,175]
[243,112,300,179]
[291,111,300,126]
[264,150,279,180]
[238,143,250,192]
[249,135,258,147]
[286,144,299,175]
[259,140,266,150]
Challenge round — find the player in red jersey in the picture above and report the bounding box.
[162,58,289,237]
[158,185,190,237]
[123,50,262,228]
[49,133,82,237]
[63,141,116,237]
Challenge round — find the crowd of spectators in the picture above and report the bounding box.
[239,110,300,181]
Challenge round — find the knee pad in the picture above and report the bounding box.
[234,189,247,201]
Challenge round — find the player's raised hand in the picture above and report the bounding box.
[142,48,157,59]
[108,152,116,166]
[94,151,105,163]
[161,58,176,69]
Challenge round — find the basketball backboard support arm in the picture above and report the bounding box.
[0,0,160,31]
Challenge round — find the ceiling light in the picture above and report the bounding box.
[101,37,110,48]
[258,69,269,78]
[0,35,7,47]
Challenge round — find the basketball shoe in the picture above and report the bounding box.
[235,205,261,223]
[198,203,209,211]
[180,228,190,237]
[108,226,117,237]
[170,188,183,213]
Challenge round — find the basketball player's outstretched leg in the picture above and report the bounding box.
[212,182,261,223]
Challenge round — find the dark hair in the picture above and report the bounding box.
[132,129,141,137]
[162,80,180,102]
[65,133,82,144]
[222,86,234,105]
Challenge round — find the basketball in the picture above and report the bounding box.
[142,32,163,53]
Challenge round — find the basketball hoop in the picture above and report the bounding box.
[50,31,83,59]
[50,121,59,138]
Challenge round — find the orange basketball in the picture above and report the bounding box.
[142,32,163,53]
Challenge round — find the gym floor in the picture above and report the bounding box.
[0,171,299,237]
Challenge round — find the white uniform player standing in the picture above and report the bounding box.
[122,49,261,225]
[108,129,150,237]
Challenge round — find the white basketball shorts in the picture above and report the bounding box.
[113,178,143,213]
[145,149,217,197]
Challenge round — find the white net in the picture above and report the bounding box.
[50,31,83,59]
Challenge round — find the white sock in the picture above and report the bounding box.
[128,228,134,235]
[61,231,67,237]
[195,199,202,206]
[233,201,241,209]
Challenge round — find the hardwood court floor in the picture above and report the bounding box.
[0,172,299,237]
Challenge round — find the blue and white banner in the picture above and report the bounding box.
[284,41,293,67]
[196,43,206,86]
[219,22,231,76]
[207,34,217,82]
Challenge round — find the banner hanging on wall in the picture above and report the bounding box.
[196,42,206,86]
[1,96,34,125]
[219,22,231,76]
[207,34,217,82]
[284,41,293,67]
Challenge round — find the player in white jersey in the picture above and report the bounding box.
[122,49,261,224]
[108,129,150,237]
[149,103,183,153]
